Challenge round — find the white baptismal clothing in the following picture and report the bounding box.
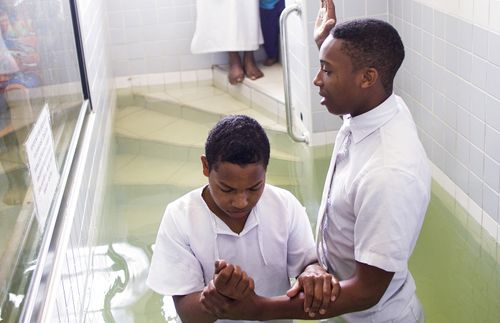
[147,184,317,323]
[316,94,431,322]
[191,0,264,53]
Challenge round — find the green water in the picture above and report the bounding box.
[91,90,500,322]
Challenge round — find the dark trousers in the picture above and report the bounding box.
[260,0,285,60]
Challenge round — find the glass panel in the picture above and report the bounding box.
[0,0,84,320]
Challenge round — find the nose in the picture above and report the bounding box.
[232,191,249,209]
[313,69,322,86]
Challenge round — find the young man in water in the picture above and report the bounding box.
[147,115,339,323]
[200,1,431,322]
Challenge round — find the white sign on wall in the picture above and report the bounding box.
[25,105,60,229]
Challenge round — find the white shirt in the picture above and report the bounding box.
[147,184,317,323]
[317,94,431,322]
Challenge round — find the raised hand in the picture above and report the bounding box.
[286,263,340,317]
[314,0,337,49]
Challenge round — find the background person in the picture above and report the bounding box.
[191,1,264,84]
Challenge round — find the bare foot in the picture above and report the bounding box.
[243,51,264,81]
[263,58,278,66]
[228,52,245,85]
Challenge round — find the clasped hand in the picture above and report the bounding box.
[200,260,257,320]
[200,260,340,320]
[287,263,340,317]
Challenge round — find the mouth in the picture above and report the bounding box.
[227,209,250,218]
[319,93,326,105]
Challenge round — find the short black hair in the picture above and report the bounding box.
[332,18,404,93]
[205,115,270,171]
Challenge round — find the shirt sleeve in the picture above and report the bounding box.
[285,191,318,278]
[353,167,429,273]
[146,204,206,296]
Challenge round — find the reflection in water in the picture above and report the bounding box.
[161,295,179,323]
[55,243,151,322]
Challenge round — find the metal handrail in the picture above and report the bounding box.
[279,3,308,143]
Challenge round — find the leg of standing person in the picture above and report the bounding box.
[228,51,245,85]
[260,0,285,66]
[243,51,263,81]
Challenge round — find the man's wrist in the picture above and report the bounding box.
[250,295,267,321]
[304,262,325,273]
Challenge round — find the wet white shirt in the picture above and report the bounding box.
[147,184,317,323]
[317,94,431,322]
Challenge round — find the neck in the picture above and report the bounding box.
[352,89,391,117]
[202,186,247,234]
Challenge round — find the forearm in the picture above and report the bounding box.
[259,279,383,320]
[173,293,217,323]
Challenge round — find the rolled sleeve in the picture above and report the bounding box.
[354,168,429,272]
[147,206,205,296]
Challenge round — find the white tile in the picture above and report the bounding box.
[251,90,279,116]
[196,69,213,82]
[473,0,490,26]
[147,73,165,87]
[482,211,498,241]
[455,185,469,211]
[431,162,455,197]
[212,67,228,91]
[458,0,474,21]
[468,198,483,225]
[164,72,181,85]
[180,71,197,84]
[471,56,489,91]
[367,0,387,16]
[497,222,500,245]
[130,74,148,88]
[227,83,252,104]
[344,0,366,18]
[277,102,286,126]
[489,0,500,33]
[309,130,337,146]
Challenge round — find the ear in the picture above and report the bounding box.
[201,155,209,177]
[360,67,378,89]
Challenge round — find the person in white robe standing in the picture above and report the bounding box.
[191,0,264,85]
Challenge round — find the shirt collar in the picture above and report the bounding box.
[199,186,265,263]
[199,185,259,236]
[212,210,259,236]
[348,93,399,144]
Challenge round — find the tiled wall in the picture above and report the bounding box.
[106,0,230,76]
[51,0,115,321]
[36,0,81,86]
[389,0,500,238]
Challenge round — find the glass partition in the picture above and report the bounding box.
[0,0,86,321]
